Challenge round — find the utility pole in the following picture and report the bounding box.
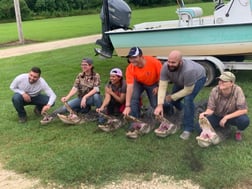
[14,0,24,44]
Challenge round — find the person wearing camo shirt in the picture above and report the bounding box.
[197,71,249,142]
[40,58,102,124]
[154,50,206,140]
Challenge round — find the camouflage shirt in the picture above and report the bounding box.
[73,72,101,97]
[207,84,248,117]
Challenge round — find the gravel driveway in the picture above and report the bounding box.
[0,34,101,59]
[0,163,200,189]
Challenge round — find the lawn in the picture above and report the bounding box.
[1,43,252,189]
[0,2,252,189]
[0,2,213,44]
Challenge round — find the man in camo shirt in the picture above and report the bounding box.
[198,71,249,142]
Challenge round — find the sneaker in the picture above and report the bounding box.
[235,131,242,141]
[40,115,53,125]
[19,116,27,123]
[180,131,191,140]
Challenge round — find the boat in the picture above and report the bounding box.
[95,0,252,61]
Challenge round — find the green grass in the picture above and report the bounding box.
[0,2,213,44]
[1,2,252,188]
[0,14,102,44]
[0,44,252,189]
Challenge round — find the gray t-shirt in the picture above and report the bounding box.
[160,59,206,87]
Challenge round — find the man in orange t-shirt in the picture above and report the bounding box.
[123,47,162,119]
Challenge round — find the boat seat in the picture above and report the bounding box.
[176,0,203,26]
[176,7,203,25]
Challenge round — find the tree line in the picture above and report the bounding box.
[0,0,208,21]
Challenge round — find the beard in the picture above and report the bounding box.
[168,64,180,72]
[28,78,37,84]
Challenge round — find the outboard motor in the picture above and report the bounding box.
[95,0,131,58]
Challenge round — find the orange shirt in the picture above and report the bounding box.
[126,56,162,86]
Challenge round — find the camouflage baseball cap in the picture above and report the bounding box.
[217,71,236,82]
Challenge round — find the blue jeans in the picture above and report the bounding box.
[130,81,158,118]
[169,77,206,132]
[51,93,102,117]
[12,93,52,118]
[196,114,250,133]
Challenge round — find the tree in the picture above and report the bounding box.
[34,0,46,12]
[0,0,31,20]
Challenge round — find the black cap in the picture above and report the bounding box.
[126,47,143,58]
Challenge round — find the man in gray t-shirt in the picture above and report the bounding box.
[154,50,206,140]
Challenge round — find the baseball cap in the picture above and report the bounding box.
[110,68,123,77]
[217,71,236,82]
[82,58,93,65]
[126,47,143,58]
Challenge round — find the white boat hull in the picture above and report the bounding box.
[107,22,252,58]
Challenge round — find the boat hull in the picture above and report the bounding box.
[107,23,252,57]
